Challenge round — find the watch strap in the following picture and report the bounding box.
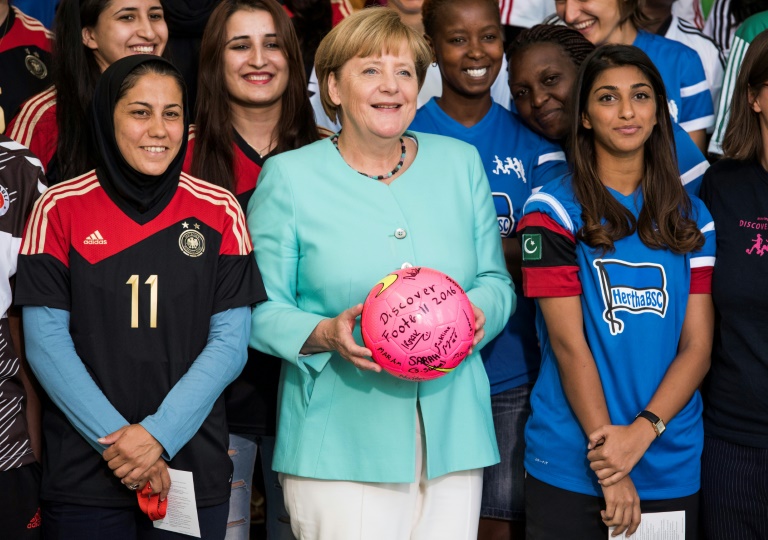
[636,410,664,437]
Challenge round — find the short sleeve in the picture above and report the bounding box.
[689,198,716,294]
[15,186,72,310]
[673,123,709,197]
[518,186,582,298]
[531,137,568,192]
[213,195,266,314]
[677,47,715,132]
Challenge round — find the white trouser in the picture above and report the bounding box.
[280,411,483,540]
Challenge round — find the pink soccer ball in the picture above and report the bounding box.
[361,267,475,381]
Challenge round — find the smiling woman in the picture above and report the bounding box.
[114,73,184,177]
[182,2,318,538]
[7,0,168,185]
[15,55,265,539]
[517,46,714,539]
[247,7,514,540]
[553,0,714,153]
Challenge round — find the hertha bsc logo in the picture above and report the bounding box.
[593,259,668,335]
[179,229,205,257]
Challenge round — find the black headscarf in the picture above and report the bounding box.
[90,55,189,223]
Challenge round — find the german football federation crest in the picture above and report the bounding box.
[25,52,48,80]
[179,222,205,257]
[593,259,668,335]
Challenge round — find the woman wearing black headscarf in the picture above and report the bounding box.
[15,55,265,539]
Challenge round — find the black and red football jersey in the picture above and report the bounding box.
[183,126,265,210]
[0,136,46,472]
[5,87,56,173]
[15,171,265,507]
[0,7,52,133]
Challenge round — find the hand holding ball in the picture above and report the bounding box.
[361,267,475,381]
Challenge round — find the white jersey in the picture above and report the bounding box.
[704,0,736,58]
[499,0,555,28]
[672,0,705,29]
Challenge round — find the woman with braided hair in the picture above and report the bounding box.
[508,23,710,196]
[507,24,593,143]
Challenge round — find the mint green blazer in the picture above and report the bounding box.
[247,132,514,483]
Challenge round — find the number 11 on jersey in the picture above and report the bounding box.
[127,274,158,328]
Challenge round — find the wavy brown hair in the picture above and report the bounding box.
[722,29,768,162]
[570,45,704,255]
[191,0,318,192]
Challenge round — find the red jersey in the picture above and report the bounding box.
[6,86,57,173]
[0,7,53,133]
[183,126,265,210]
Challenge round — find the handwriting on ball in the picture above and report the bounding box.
[376,280,464,363]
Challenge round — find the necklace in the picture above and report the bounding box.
[331,132,406,180]
[255,140,274,159]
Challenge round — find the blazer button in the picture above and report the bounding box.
[394,228,407,239]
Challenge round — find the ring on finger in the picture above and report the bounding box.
[128,483,140,490]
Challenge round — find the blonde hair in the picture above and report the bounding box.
[315,7,432,123]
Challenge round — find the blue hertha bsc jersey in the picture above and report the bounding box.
[518,175,715,500]
[634,30,714,133]
[410,99,568,393]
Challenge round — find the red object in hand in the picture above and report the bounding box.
[137,483,168,521]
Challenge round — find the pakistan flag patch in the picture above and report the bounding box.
[522,233,542,261]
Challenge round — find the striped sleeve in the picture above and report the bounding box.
[532,138,568,191]
[178,173,252,256]
[6,88,57,168]
[673,123,709,197]
[690,199,716,294]
[20,172,99,263]
[16,174,100,310]
[677,48,715,132]
[708,34,748,155]
[178,174,265,314]
[519,191,581,298]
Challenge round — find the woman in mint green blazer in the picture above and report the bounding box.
[247,8,514,540]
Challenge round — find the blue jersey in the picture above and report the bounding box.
[672,121,709,197]
[518,176,715,499]
[634,30,714,133]
[410,99,568,393]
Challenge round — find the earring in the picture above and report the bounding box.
[431,61,438,67]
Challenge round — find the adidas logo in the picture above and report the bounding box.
[84,230,107,245]
[27,508,41,529]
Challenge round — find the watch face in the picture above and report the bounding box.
[656,419,666,436]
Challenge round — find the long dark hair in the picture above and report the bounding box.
[53,0,109,182]
[53,0,169,183]
[571,45,703,255]
[722,29,768,162]
[192,0,318,192]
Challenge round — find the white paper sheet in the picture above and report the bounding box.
[153,468,201,538]
[609,510,685,540]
